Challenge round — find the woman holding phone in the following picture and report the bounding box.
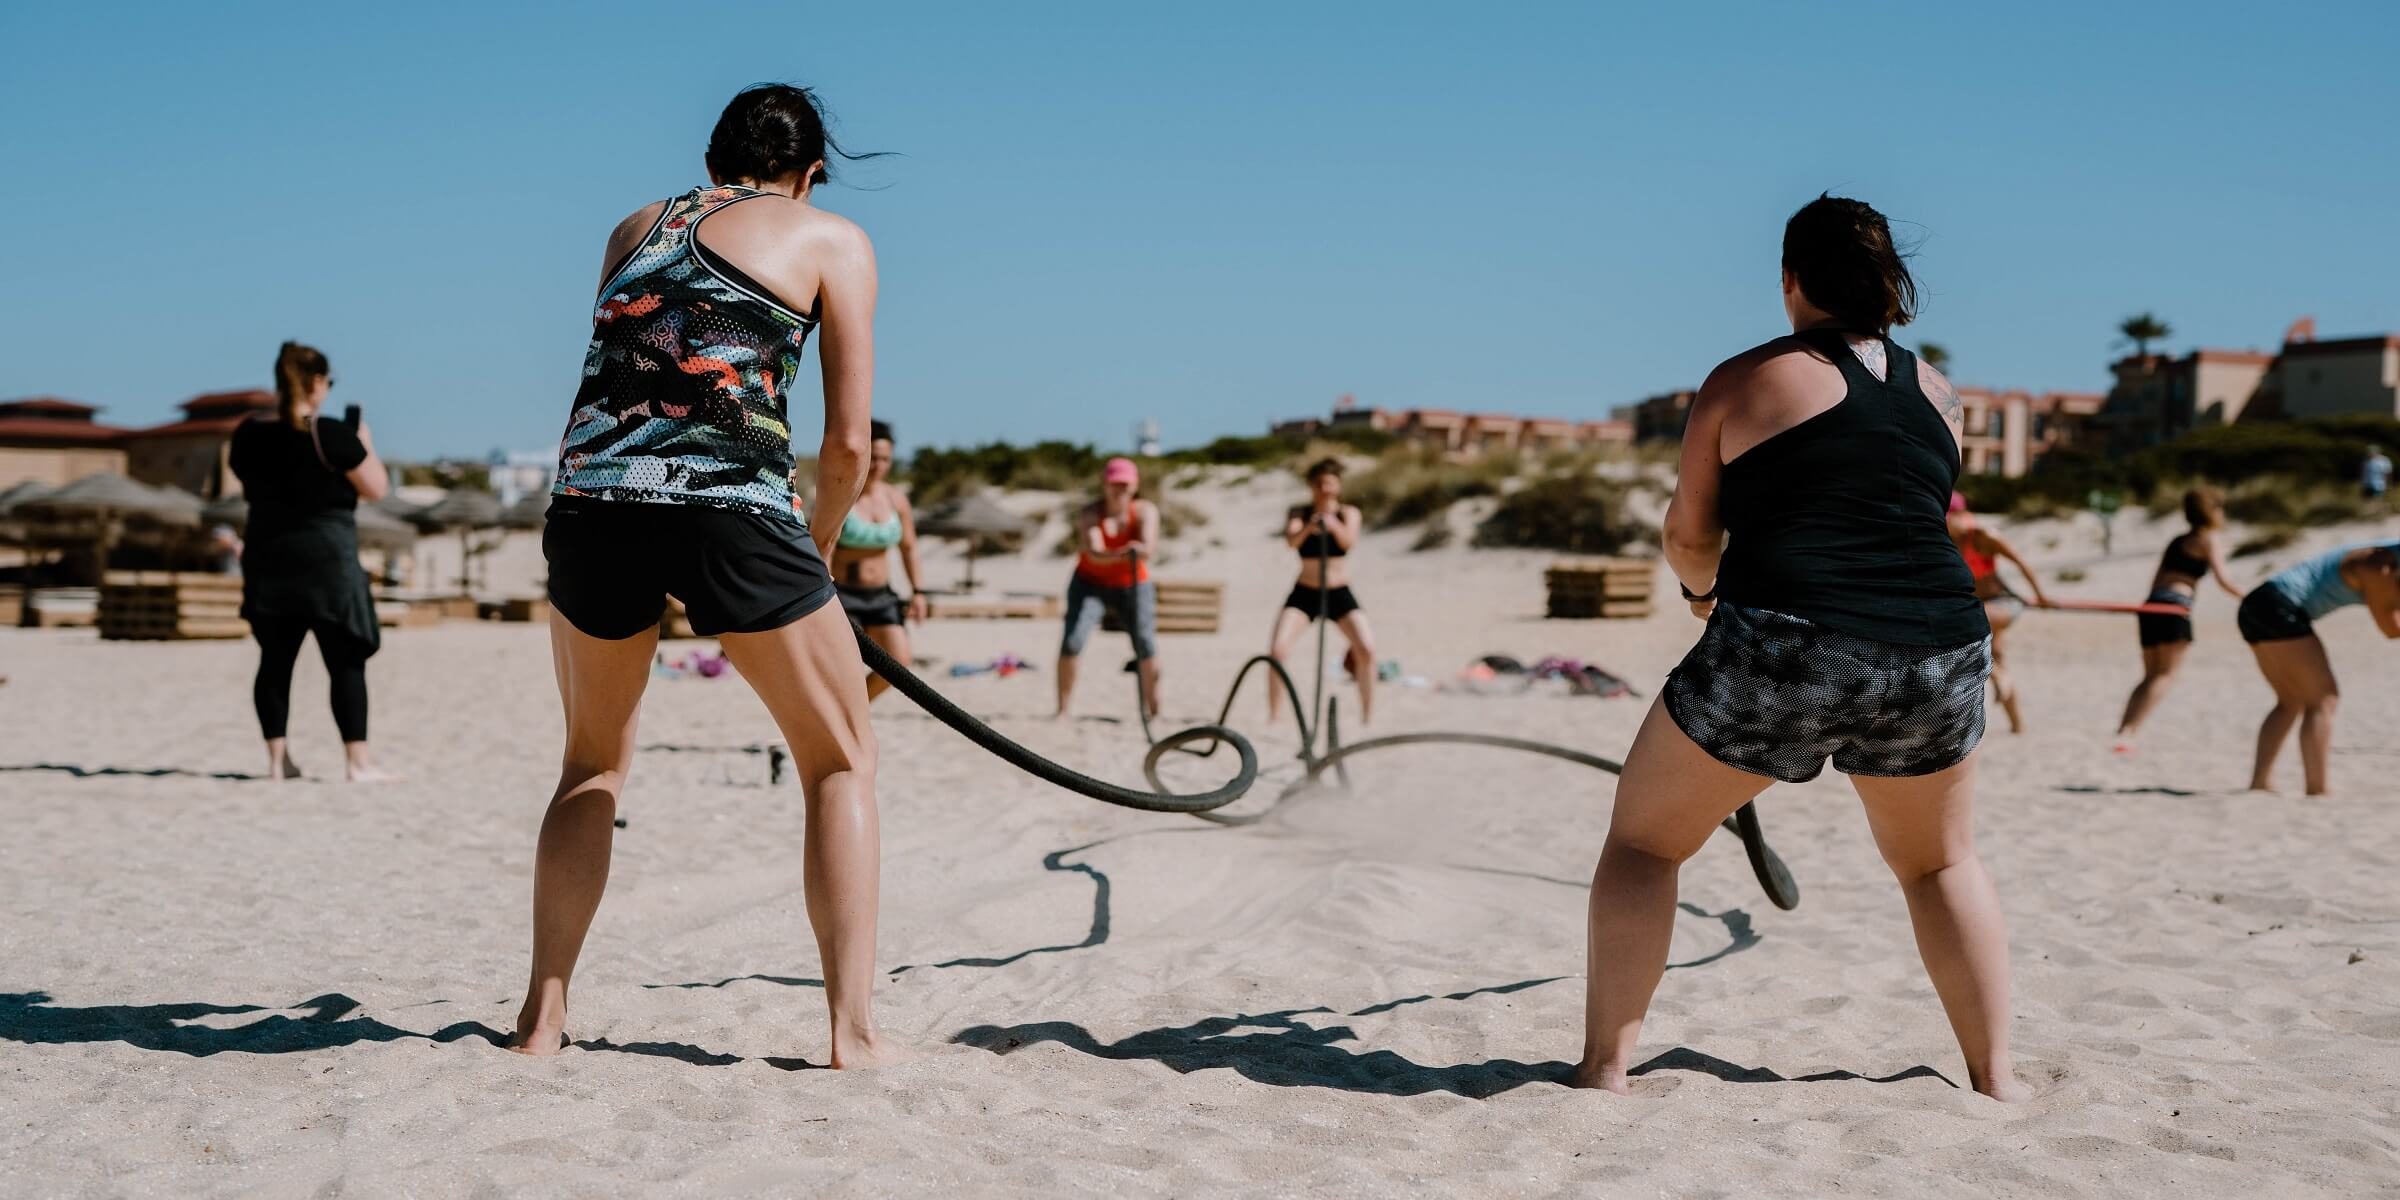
[227,341,396,783]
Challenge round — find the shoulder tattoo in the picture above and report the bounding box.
[1923,366,1962,425]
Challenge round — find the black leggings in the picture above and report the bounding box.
[251,617,370,743]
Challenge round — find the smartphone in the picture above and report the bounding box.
[342,403,362,431]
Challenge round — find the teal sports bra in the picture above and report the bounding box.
[838,509,902,550]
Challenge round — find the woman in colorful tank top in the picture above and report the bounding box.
[2236,540,2400,794]
[830,419,926,701]
[1944,493,2049,734]
[1576,196,2026,1102]
[516,84,903,1069]
[1055,457,1161,719]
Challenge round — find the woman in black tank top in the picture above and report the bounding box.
[2112,487,2243,751]
[1575,196,2027,1101]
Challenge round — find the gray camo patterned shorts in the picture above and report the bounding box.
[1663,604,1991,784]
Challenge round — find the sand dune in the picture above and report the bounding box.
[2,484,2396,1196]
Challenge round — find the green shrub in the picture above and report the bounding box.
[2233,527,2300,558]
[1345,446,1519,529]
[1473,470,1650,554]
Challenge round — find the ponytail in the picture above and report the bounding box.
[274,341,330,430]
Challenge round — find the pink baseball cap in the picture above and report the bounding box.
[1947,492,1968,514]
[1103,457,1139,485]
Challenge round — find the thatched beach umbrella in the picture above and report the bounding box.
[914,490,1031,590]
[409,488,505,590]
[501,489,551,529]
[18,473,203,579]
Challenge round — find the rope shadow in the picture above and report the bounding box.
[0,763,258,781]
[1630,1046,1957,1088]
[0,990,503,1057]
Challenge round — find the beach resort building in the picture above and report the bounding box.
[1270,397,1631,456]
[0,398,131,490]
[121,390,277,499]
[2093,321,2400,451]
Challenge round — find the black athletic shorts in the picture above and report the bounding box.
[544,496,836,640]
[1283,583,1361,623]
[837,582,906,628]
[2236,584,2313,645]
[1664,604,1990,784]
[2137,589,2195,648]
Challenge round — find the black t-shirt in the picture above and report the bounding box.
[229,416,367,539]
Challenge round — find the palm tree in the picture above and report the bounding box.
[2118,313,2172,359]
[1918,342,1951,372]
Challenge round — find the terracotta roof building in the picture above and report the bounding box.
[0,397,132,490]
[123,390,277,498]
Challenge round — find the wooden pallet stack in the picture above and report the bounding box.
[1544,558,1656,620]
[1104,579,1223,635]
[98,572,247,640]
[925,591,1061,621]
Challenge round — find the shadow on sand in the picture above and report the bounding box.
[0,763,258,781]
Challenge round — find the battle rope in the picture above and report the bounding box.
[852,631,1258,815]
[1127,515,1800,910]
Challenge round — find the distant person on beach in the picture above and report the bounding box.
[527,83,901,1068]
[1946,494,2048,733]
[1055,457,1160,719]
[2111,487,2243,753]
[1578,195,2025,1101]
[2237,540,2400,795]
[830,420,926,700]
[2362,446,2391,500]
[227,341,396,784]
[1266,457,1377,724]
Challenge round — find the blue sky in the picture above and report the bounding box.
[4,1,2395,460]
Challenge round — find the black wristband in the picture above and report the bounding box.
[1679,582,1716,602]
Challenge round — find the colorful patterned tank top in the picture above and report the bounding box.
[554,184,820,522]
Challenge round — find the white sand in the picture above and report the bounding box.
[2,480,2396,1197]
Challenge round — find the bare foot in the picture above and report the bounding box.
[1975,1072,2034,1102]
[830,1026,915,1070]
[2111,737,2136,756]
[1567,1062,1631,1094]
[345,766,403,784]
[507,1026,570,1056]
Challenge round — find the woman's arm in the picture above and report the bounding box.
[345,425,391,503]
[1283,508,1310,548]
[808,219,878,562]
[1991,535,2050,606]
[894,488,930,621]
[2354,551,2400,639]
[2202,531,2244,599]
[1327,505,1363,550]
[1663,364,1737,612]
[1132,500,1162,560]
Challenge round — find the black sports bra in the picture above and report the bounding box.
[2158,534,2209,579]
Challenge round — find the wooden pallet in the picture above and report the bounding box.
[926,591,1060,621]
[99,573,247,640]
[1545,558,1657,620]
[480,597,551,623]
[376,601,445,628]
[1104,579,1223,635]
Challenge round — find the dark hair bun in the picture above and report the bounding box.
[1781,194,1919,334]
[706,83,883,188]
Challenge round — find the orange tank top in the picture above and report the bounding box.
[1076,505,1149,588]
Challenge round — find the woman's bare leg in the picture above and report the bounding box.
[1984,609,2023,734]
[1263,606,1307,722]
[864,621,908,701]
[718,602,903,1068]
[1574,700,1772,1092]
[1336,610,1379,724]
[2114,641,2188,745]
[2250,636,2340,795]
[1852,755,2028,1101]
[511,617,656,1055]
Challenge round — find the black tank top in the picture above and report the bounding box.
[2157,534,2209,579]
[1713,330,1989,646]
